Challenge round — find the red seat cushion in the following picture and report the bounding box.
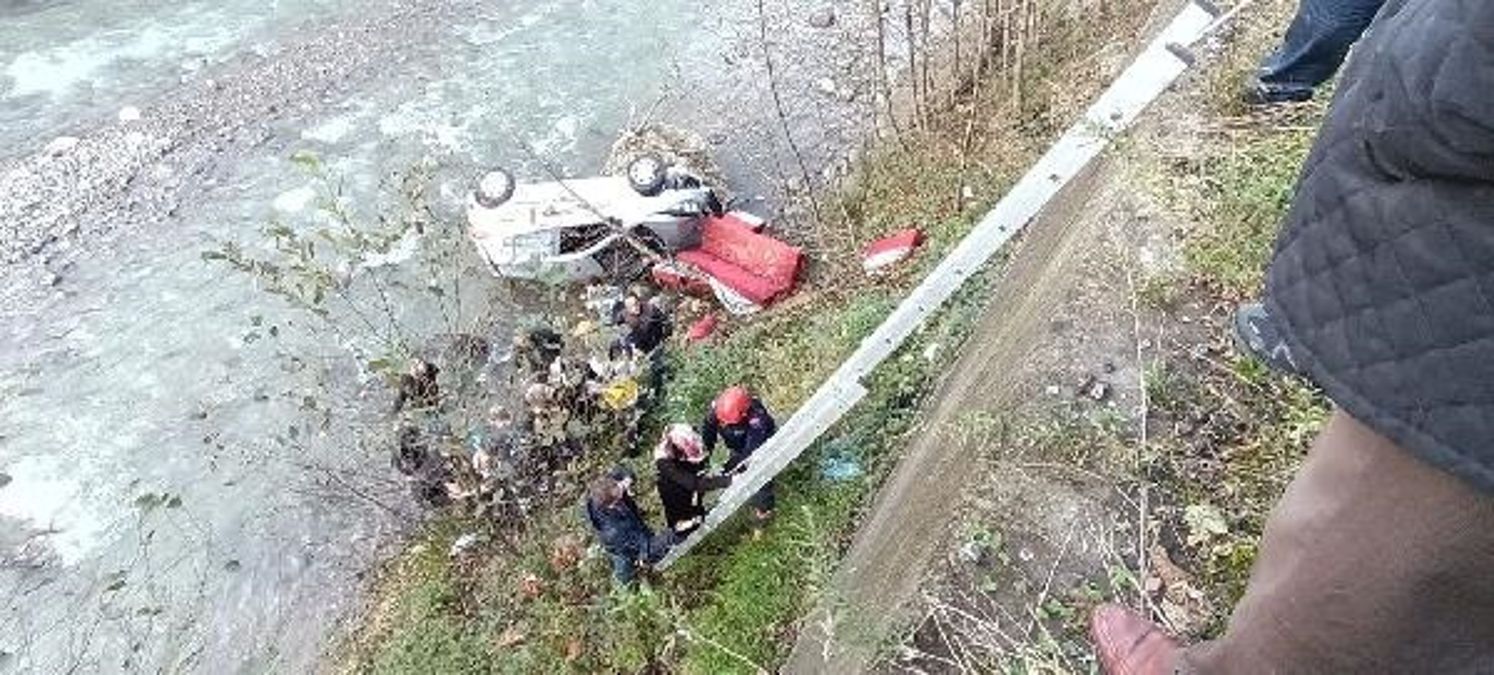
[695,216,802,294]
[676,250,783,305]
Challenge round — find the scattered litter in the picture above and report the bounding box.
[497,625,526,648]
[450,532,484,557]
[814,77,838,96]
[819,437,863,481]
[922,342,941,362]
[118,106,142,123]
[1079,375,1111,401]
[518,572,545,600]
[686,313,718,342]
[549,536,583,573]
[862,228,924,274]
[808,7,836,28]
[958,539,987,565]
[1045,384,1061,397]
[820,455,861,482]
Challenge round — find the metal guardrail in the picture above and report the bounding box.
[657,0,1224,570]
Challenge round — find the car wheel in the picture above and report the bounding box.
[475,168,516,208]
[626,154,667,196]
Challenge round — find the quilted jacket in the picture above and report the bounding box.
[1265,0,1494,493]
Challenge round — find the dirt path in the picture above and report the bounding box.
[784,155,1153,672]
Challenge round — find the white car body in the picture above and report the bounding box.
[466,176,710,280]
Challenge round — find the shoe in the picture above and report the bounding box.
[1233,302,1300,376]
[1091,604,1180,675]
[1242,79,1313,106]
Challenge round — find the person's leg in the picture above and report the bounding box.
[611,552,636,585]
[750,481,776,518]
[1096,409,1494,673]
[1254,0,1386,101]
[1180,410,1494,671]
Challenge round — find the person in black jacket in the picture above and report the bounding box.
[613,294,672,356]
[584,466,675,585]
[701,386,776,523]
[654,423,732,536]
[1092,1,1494,672]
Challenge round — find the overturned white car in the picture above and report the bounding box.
[466,155,723,281]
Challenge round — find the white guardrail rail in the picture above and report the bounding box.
[658,0,1228,569]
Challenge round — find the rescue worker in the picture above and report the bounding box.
[701,385,777,524]
[654,423,733,536]
[583,466,675,585]
[392,358,440,412]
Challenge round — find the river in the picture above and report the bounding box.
[0,0,871,671]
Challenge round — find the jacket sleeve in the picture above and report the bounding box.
[701,410,719,453]
[658,460,731,492]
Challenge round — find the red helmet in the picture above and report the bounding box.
[714,386,752,425]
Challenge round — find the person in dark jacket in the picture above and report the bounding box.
[584,466,675,584]
[701,385,776,522]
[1093,1,1494,672]
[654,423,732,536]
[613,294,671,356]
[1246,0,1386,105]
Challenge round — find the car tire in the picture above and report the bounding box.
[475,168,516,208]
[626,154,667,196]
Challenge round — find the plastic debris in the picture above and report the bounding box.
[450,532,484,557]
[862,228,924,273]
[686,314,718,342]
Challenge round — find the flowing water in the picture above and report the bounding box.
[0,0,870,671]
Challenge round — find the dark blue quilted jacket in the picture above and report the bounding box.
[1265,0,1494,492]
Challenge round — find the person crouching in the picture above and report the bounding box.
[583,466,675,585]
[701,385,777,528]
[655,423,733,537]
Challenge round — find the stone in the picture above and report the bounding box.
[814,77,838,96]
[808,7,836,28]
[44,136,79,156]
[958,539,987,565]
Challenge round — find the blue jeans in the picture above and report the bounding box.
[1258,0,1386,97]
[608,530,677,585]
